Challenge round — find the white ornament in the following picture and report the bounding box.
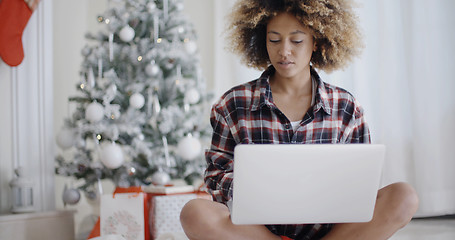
[62,186,81,205]
[56,128,74,150]
[99,143,124,169]
[147,2,157,12]
[85,101,104,122]
[177,135,202,160]
[184,41,198,54]
[185,88,201,104]
[175,2,184,11]
[151,170,171,185]
[145,63,160,76]
[129,93,145,109]
[119,25,135,42]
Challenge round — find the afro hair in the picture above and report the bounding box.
[226,0,364,72]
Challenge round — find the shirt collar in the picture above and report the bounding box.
[251,66,332,115]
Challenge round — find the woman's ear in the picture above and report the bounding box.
[313,41,317,52]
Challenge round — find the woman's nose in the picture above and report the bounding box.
[278,41,291,57]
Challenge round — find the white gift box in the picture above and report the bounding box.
[101,192,146,240]
[150,194,197,239]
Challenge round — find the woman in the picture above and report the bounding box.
[181,0,419,239]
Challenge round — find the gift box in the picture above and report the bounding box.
[100,192,146,240]
[88,186,150,240]
[146,185,211,240]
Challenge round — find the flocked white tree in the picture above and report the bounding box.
[55,0,212,204]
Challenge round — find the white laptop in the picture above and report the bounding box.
[230,144,385,225]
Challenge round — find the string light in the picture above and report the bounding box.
[96,134,102,140]
[157,38,162,43]
[137,56,143,61]
[80,83,85,89]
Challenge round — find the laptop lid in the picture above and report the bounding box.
[231,144,385,225]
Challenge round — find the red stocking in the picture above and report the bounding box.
[0,0,40,67]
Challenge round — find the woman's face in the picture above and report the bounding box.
[266,12,316,81]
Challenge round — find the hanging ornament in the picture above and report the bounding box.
[153,15,159,43]
[108,32,114,62]
[129,92,145,109]
[56,128,74,150]
[62,185,81,205]
[148,94,161,129]
[177,134,202,160]
[151,169,171,186]
[152,94,161,115]
[119,25,135,42]
[87,68,96,89]
[184,40,198,54]
[99,142,124,169]
[185,88,201,104]
[85,101,104,122]
[147,2,157,12]
[98,58,103,79]
[145,62,160,76]
[175,2,184,11]
[127,166,136,176]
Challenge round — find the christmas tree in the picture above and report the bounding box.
[55,0,212,202]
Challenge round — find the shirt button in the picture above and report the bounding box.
[285,124,292,129]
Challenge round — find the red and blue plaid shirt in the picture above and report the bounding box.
[204,66,370,239]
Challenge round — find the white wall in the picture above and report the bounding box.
[52,1,214,238]
[0,1,54,214]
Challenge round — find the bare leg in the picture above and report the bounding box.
[180,198,281,240]
[322,182,419,240]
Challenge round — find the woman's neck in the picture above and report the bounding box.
[269,69,312,97]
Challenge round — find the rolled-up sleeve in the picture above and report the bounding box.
[344,102,371,144]
[204,105,237,204]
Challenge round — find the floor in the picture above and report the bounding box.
[81,216,455,240]
[390,216,455,240]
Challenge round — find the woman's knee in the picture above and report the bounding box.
[180,198,229,238]
[379,182,419,226]
[180,199,207,228]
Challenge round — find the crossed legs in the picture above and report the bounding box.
[180,182,419,240]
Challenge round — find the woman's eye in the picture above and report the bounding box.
[269,39,280,43]
[292,40,303,44]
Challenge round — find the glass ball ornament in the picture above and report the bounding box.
[62,186,81,205]
[99,142,124,169]
[127,167,136,176]
[175,2,184,11]
[85,102,104,123]
[119,25,135,42]
[56,128,74,150]
[151,170,171,186]
[147,2,156,12]
[185,88,201,104]
[184,41,198,54]
[145,63,160,76]
[129,93,145,109]
[177,134,202,160]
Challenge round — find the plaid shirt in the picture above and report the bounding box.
[204,67,370,239]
